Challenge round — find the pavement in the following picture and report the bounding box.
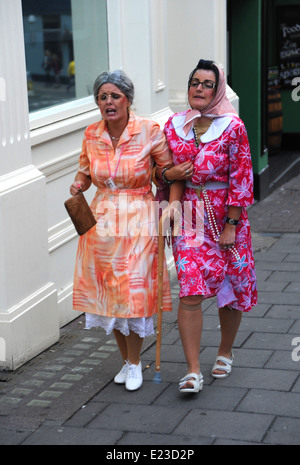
[1,172,300,448]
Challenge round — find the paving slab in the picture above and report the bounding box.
[265,350,300,370]
[153,383,247,411]
[86,403,188,435]
[237,389,300,418]
[213,366,298,390]
[264,417,300,445]
[22,423,123,445]
[117,432,213,445]
[243,332,298,351]
[173,410,274,443]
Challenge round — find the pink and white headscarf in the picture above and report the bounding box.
[183,65,237,135]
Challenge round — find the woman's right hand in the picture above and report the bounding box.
[70,181,83,196]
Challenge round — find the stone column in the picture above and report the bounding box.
[0,0,59,370]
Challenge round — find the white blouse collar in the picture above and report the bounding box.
[172,113,234,143]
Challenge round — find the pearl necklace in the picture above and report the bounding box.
[198,185,240,261]
[193,128,200,148]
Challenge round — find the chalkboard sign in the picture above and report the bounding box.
[277,5,300,88]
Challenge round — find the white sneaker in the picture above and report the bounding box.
[125,361,143,391]
[114,361,128,384]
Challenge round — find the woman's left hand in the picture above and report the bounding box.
[220,206,241,250]
[165,161,194,181]
[219,225,236,251]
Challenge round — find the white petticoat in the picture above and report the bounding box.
[85,313,154,338]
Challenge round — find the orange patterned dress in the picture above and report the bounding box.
[73,113,172,322]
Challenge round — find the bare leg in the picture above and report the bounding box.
[177,295,203,388]
[113,328,143,365]
[113,329,128,363]
[213,305,242,375]
[126,331,144,365]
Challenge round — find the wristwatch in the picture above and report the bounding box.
[161,167,175,185]
[226,217,239,226]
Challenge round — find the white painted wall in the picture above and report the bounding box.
[166,0,238,112]
[107,0,172,126]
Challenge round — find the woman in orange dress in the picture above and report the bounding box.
[70,70,177,391]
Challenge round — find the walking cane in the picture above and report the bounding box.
[153,215,164,383]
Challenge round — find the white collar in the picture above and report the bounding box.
[172,113,234,143]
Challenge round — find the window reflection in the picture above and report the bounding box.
[22,0,109,113]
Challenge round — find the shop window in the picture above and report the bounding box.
[22,0,109,114]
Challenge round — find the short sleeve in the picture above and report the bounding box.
[149,122,173,168]
[77,131,91,177]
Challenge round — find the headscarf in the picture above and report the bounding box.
[183,64,237,135]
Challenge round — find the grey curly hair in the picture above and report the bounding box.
[93,70,135,105]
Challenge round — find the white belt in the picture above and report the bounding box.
[186,181,229,190]
[185,179,240,261]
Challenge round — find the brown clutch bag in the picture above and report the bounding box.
[64,192,97,236]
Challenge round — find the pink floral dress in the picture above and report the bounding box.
[164,111,257,312]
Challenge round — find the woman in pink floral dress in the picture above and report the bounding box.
[162,60,257,393]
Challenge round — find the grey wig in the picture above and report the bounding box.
[93,70,135,105]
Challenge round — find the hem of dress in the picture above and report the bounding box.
[84,313,155,338]
[178,291,255,313]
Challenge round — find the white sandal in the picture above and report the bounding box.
[211,355,234,378]
[179,372,204,393]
